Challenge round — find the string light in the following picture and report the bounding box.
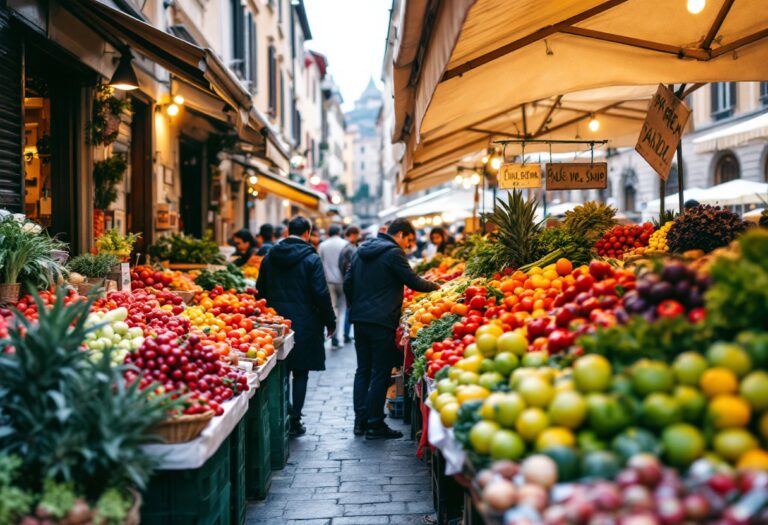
[173,95,185,105]
[166,103,179,116]
[309,175,321,185]
[490,156,502,170]
[588,116,600,132]
[482,155,489,164]
[248,175,258,185]
[470,172,481,185]
[454,175,464,185]
[687,0,705,14]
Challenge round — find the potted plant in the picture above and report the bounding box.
[0,214,67,303]
[67,253,120,288]
[87,83,130,147]
[93,155,127,212]
[0,289,179,524]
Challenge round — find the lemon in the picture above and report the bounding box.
[700,367,739,397]
[707,395,752,429]
[536,427,576,451]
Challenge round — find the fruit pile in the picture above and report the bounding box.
[167,270,200,291]
[594,223,655,260]
[130,265,173,290]
[647,221,673,253]
[621,263,708,323]
[84,306,145,365]
[3,288,86,323]
[184,307,277,365]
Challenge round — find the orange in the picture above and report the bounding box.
[700,367,739,397]
[542,269,559,281]
[737,449,768,471]
[708,395,752,429]
[555,258,573,276]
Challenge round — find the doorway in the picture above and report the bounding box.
[179,137,205,238]
[129,98,153,255]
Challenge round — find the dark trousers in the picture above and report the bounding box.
[288,369,310,421]
[353,323,399,425]
[344,307,352,340]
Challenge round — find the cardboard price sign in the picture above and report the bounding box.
[635,84,691,181]
[497,163,542,189]
[546,162,608,190]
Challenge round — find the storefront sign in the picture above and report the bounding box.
[635,84,691,181]
[497,163,542,189]
[546,162,608,190]
[155,203,171,230]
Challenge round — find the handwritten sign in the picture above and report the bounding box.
[635,84,691,181]
[497,163,542,189]
[546,162,608,190]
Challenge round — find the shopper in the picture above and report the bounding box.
[231,229,259,267]
[309,227,321,252]
[274,224,288,240]
[426,226,455,258]
[338,225,361,344]
[344,218,439,439]
[256,216,336,437]
[256,224,275,256]
[319,224,348,349]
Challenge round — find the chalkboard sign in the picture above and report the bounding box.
[497,163,542,189]
[546,162,608,190]
[635,84,691,181]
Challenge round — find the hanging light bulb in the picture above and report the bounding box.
[588,116,600,132]
[482,155,489,164]
[109,50,139,91]
[687,0,705,14]
[282,199,290,207]
[462,178,472,189]
[432,215,443,226]
[454,174,464,185]
[470,172,481,185]
[166,103,179,116]
[173,95,185,105]
[248,175,258,185]
[490,156,502,170]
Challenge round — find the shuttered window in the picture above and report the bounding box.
[0,9,23,212]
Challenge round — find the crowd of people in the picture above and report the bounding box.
[233,217,444,440]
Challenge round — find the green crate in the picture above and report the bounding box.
[230,421,246,525]
[142,437,231,525]
[266,363,289,470]
[245,386,272,500]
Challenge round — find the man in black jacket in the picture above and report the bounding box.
[344,218,439,439]
[257,216,336,436]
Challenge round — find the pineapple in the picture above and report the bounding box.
[485,191,543,269]
[563,201,617,244]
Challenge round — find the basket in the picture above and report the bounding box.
[148,411,215,444]
[0,283,21,304]
[172,290,195,304]
[125,489,142,525]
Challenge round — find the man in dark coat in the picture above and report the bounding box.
[344,218,439,439]
[257,216,336,436]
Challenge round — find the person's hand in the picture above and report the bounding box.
[326,329,336,339]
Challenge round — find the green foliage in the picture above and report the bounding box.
[0,289,179,500]
[411,314,460,357]
[705,229,768,338]
[414,256,443,275]
[653,210,677,228]
[0,215,67,287]
[94,488,132,525]
[0,456,33,525]
[464,237,506,278]
[195,264,248,292]
[67,253,120,278]
[87,83,130,146]
[527,226,594,270]
[563,201,617,245]
[485,191,544,270]
[38,479,76,519]
[93,155,128,210]
[150,233,225,264]
[409,356,427,389]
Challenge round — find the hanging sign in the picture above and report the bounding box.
[497,163,542,189]
[635,84,691,181]
[546,162,608,190]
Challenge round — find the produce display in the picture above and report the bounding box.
[195,264,248,292]
[95,228,141,261]
[594,223,654,260]
[150,233,225,265]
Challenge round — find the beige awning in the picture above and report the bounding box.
[692,110,768,152]
[396,0,768,192]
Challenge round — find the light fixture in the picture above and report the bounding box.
[309,175,321,185]
[425,217,433,225]
[432,216,443,226]
[462,178,472,189]
[482,155,489,164]
[470,172,481,185]
[331,194,341,204]
[490,156,502,170]
[290,154,305,168]
[248,175,258,185]
[173,95,185,105]
[442,212,455,223]
[166,103,179,116]
[109,50,140,91]
[282,199,290,207]
[687,0,705,14]
[588,115,600,132]
[454,174,464,185]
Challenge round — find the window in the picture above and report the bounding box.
[666,163,679,195]
[715,152,740,184]
[360,161,365,170]
[268,45,277,115]
[711,82,736,120]
[246,13,257,92]
[761,82,768,106]
[230,0,245,78]
[622,168,638,212]
[279,71,285,129]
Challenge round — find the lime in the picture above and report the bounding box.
[469,420,501,454]
[494,393,527,428]
[489,429,526,460]
[522,350,549,368]
[631,359,675,396]
[740,371,768,412]
[610,374,634,396]
[476,334,499,357]
[587,393,631,437]
[434,393,457,411]
[673,352,709,386]
[577,430,607,453]
[479,371,505,390]
[642,393,682,429]
[463,344,480,358]
[662,423,705,467]
[516,407,550,442]
[548,390,588,429]
[436,378,458,395]
[509,368,539,390]
[707,342,752,378]
[713,428,759,462]
[536,427,576,451]
[707,395,752,429]
[480,358,496,374]
[674,385,706,423]
[496,332,528,357]
[494,352,520,376]
[573,355,613,393]
[480,393,506,421]
[518,375,555,408]
[458,371,479,385]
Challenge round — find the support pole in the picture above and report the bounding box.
[675,83,688,215]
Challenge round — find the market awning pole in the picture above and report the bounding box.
[660,170,666,219]
[675,83,688,215]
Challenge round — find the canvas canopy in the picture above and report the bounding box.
[394,0,768,193]
[696,179,768,206]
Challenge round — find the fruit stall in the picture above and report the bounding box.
[0,217,297,525]
[400,196,768,525]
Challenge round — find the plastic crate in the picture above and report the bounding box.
[142,437,231,525]
[230,421,246,525]
[245,385,272,500]
[267,362,290,470]
[386,395,405,419]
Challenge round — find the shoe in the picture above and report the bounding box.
[289,419,306,437]
[365,422,403,440]
[331,338,340,349]
[344,337,353,344]
[353,419,366,436]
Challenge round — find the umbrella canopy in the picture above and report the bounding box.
[394,0,768,193]
[696,179,768,206]
[644,187,710,213]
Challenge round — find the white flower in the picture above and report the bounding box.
[12,213,26,223]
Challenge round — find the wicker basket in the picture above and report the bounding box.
[0,283,21,304]
[124,489,142,525]
[147,411,215,444]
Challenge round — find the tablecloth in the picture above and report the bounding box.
[277,331,294,361]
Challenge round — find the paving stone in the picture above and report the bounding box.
[343,502,418,516]
[283,500,344,520]
[332,516,390,525]
[337,492,391,505]
[389,491,432,503]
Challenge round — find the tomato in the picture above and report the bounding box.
[657,299,685,318]
[469,296,487,310]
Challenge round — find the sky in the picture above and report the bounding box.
[303,0,392,111]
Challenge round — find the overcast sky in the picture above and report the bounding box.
[304,0,392,111]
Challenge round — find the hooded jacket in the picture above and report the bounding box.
[256,237,335,371]
[344,233,439,330]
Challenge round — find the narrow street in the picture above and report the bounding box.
[246,341,436,525]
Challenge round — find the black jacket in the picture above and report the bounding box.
[338,242,357,278]
[344,233,439,330]
[256,237,335,371]
[256,241,274,256]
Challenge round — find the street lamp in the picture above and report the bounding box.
[109,50,140,91]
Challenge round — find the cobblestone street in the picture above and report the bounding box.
[246,341,435,525]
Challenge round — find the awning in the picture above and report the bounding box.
[380,187,500,222]
[644,187,709,212]
[231,156,327,211]
[67,0,290,169]
[693,111,768,153]
[696,179,768,206]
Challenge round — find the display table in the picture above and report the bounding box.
[257,353,278,381]
[277,330,294,360]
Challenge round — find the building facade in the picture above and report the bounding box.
[346,79,384,222]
